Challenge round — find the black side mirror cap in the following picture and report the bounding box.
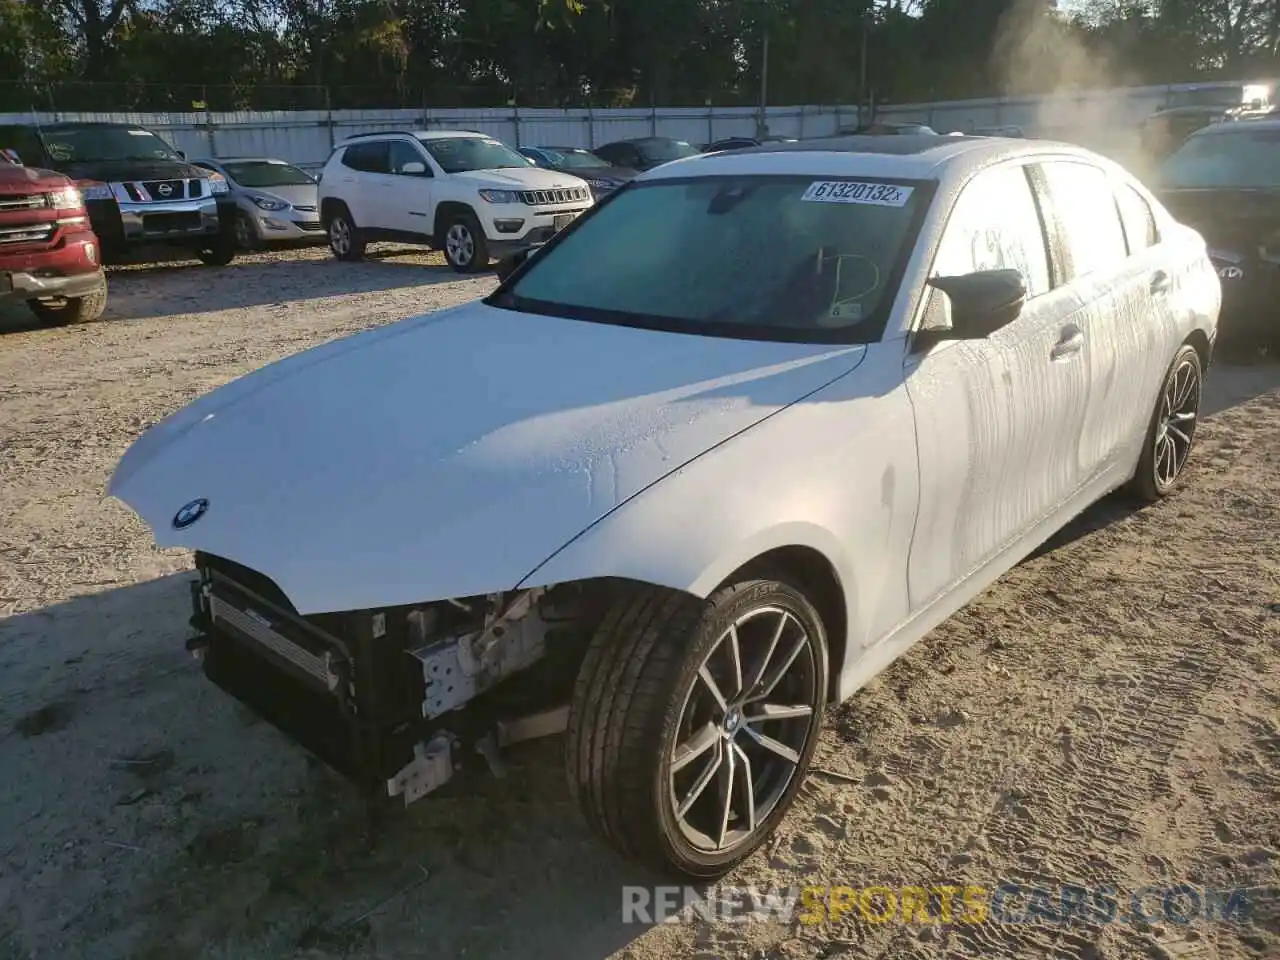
[929,268,1026,331]
[915,268,1027,350]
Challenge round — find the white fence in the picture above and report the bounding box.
[0,80,1237,171]
[0,105,860,172]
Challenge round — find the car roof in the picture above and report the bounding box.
[35,122,157,131]
[337,129,496,145]
[640,133,1088,182]
[1189,117,1280,136]
[603,136,691,145]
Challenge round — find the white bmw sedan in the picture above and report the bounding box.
[108,134,1221,879]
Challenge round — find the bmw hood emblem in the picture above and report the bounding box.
[172,498,209,529]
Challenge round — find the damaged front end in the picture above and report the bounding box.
[187,552,604,806]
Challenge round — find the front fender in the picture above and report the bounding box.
[520,342,919,680]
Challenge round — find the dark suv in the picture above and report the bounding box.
[0,122,238,265]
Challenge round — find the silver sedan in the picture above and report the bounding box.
[193,157,325,248]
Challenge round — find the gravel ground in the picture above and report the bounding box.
[0,245,1277,960]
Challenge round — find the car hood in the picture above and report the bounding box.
[53,158,212,182]
[236,183,318,207]
[0,163,71,191]
[108,303,866,614]
[1157,187,1280,252]
[568,166,638,184]
[449,167,586,192]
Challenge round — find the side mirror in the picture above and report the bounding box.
[919,268,1027,345]
[176,150,186,160]
[401,161,427,175]
[494,246,535,282]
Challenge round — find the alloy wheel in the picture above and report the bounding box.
[329,217,350,256]
[1154,353,1201,489]
[667,605,820,854]
[446,223,474,266]
[234,213,255,250]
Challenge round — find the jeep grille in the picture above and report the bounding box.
[518,187,589,205]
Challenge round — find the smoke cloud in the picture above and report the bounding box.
[988,0,1153,171]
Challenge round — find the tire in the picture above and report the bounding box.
[233,210,260,251]
[442,212,490,273]
[196,233,237,266]
[1128,343,1203,501]
[326,206,365,262]
[566,578,829,879]
[27,280,108,326]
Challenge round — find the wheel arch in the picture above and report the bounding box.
[320,196,349,224]
[713,544,847,704]
[433,201,478,244]
[526,518,856,704]
[1184,327,1212,370]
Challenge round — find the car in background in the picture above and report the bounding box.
[972,125,1026,138]
[1155,117,1280,350]
[836,121,938,136]
[592,137,701,171]
[0,121,237,266]
[703,136,799,153]
[1138,81,1275,161]
[192,157,324,249]
[518,146,638,199]
[318,130,592,272]
[0,154,108,325]
[110,133,1218,882]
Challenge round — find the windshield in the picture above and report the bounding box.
[222,160,314,187]
[1159,128,1280,189]
[421,137,531,173]
[545,149,612,170]
[40,126,180,163]
[638,139,701,162]
[493,175,927,342]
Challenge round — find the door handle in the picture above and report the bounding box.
[1050,328,1084,361]
[1150,270,1171,294]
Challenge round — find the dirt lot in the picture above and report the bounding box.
[1,246,1277,960]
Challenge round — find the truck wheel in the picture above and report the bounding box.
[327,206,366,262]
[197,233,237,266]
[566,578,828,879]
[443,213,489,273]
[27,281,108,326]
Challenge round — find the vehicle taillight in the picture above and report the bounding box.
[75,179,113,201]
[47,186,86,211]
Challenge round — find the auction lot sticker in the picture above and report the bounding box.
[802,180,913,206]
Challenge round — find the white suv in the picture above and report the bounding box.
[318,130,594,272]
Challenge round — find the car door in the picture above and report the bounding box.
[385,139,434,236]
[1036,160,1164,484]
[904,160,1092,612]
[340,140,392,229]
[1107,176,1184,468]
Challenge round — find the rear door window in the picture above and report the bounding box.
[341,141,390,174]
[1040,161,1129,279]
[1115,182,1159,253]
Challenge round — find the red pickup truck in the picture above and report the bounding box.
[0,151,108,325]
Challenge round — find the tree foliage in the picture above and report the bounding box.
[2,0,1278,111]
